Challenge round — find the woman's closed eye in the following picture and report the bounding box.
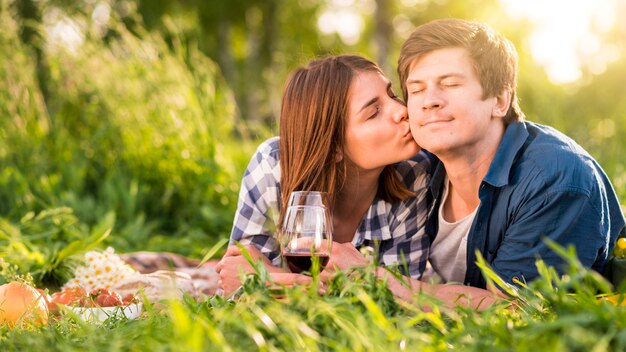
[368,106,380,119]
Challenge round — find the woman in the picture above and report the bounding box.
[216,55,502,310]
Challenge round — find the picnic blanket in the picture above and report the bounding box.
[120,252,219,296]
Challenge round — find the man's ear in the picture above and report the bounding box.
[492,89,511,119]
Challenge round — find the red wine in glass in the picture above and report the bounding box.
[283,252,330,274]
[280,202,333,274]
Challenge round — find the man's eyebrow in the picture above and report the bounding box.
[406,73,466,85]
[406,78,424,85]
[358,82,392,113]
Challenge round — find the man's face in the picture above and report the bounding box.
[405,47,505,158]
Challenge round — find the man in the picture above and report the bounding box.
[398,18,625,289]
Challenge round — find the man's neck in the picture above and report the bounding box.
[439,125,505,221]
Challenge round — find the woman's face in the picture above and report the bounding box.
[344,71,419,171]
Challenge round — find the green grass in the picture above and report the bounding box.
[2,251,626,351]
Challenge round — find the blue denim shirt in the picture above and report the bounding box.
[424,121,625,288]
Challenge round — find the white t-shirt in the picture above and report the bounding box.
[427,177,478,284]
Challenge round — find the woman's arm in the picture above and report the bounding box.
[372,267,505,311]
[322,242,504,310]
[230,138,283,265]
[218,138,287,296]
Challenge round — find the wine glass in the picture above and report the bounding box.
[280,202,333,274]
[287,191,331,209]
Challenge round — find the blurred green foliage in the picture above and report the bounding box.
[0,0,257,257]
[0,208,111,289]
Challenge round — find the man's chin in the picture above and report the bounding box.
[412,136,438,152]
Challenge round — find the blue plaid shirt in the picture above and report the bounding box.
[230,137,431,278]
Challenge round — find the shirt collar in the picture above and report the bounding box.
[483,121,529,187]
[424,122,529,241]
[426,121,529,203]
[427,151,445,202]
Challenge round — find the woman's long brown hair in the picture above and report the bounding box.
[278,55,414,228]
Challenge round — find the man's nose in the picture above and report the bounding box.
[422,88,444,110]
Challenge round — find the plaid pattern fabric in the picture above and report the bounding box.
[230,137,431,279]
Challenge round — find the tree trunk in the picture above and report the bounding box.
[374,0,392,73]
[15,0,50,104]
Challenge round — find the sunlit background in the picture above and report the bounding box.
[500,0,621,83]
[318,0,624,84]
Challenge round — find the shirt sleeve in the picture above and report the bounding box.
[491,187,606,286]
[378,159,431,279]
[229,138,282,266]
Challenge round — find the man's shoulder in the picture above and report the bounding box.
[513,122,600,190]
[524,122,589,157]
[520,123,597,173]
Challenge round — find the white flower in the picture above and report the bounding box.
[64,247,140,292]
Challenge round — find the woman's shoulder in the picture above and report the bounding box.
[256,136,280,156]
[393,151,431,180]
[393,163,429,195]
[241,137,282,179]
[248,137,281,165]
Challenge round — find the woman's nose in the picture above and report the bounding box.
[392,104,409,123]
